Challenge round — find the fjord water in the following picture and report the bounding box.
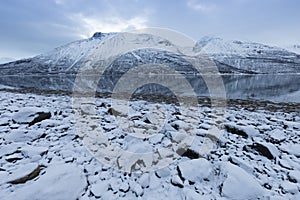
[0,74,299,103]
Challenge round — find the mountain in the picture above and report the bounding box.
[0,33,299,76]
[0,32,299,103]
[0,33,116,75]
[284,44,300,55]
[0,57,15,64]
[195,36,300,73]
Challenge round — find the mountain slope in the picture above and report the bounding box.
[0,32,116,75]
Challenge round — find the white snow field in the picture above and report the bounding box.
[0,90,299,199]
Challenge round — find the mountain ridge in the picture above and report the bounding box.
[0,32,300,75]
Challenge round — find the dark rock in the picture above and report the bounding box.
[12,107,51,126]
[263,183,272,190]
[177,166,185,182]
[243,143,274,159]
[0,117,10,126]
[288,175,297,183]
[130,159,146,172]
[107,107,123,116]
[5,156,22,163]
[8,166,41,184]
[171,176,184,188]
[176,148,200,159]
[92,32,103,38]
[29,112,51,126]
[224,124,248,138]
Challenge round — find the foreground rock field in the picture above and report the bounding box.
[0,91,299,199]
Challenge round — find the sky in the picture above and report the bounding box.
[0,0,299,59]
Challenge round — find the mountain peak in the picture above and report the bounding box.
[92,32,104,38]
[92,32,118,39]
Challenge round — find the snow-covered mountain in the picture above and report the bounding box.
[284,44,300,55]
[0,33,116,75]
[0,32,299,103]
[0,33,300,75]
[0,57,15,64]
[195,36,300,74]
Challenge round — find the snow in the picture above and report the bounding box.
[5,163,86,200]
[138,173,150,188]
[268,129,286,142]
[0,162,38,185]
[130,180,144,196]
[0,90,299,199]
[0,143,19,157]
[119,181,130,192]
[281,182,299,194]
[90,180,109,198]
[178,158,212,182]
[284,44,300,55]
[38,33,116,71]
[221,163,266,199]
[155,167,171,178]
[195,36,290,57]
[280,143,300,157]
[6,129,44,142]
[289,170,300,183]
[12,107,50,124]
[0,117,10,126]
[171,174,183,186]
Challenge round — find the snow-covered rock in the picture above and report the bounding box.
[268,129,286,143]
[90,180,109,198]
[221,163,266,199]
[12,107,51,126]
[1,163,39,185]
[243,142,277,160]
[0,90,299,199]
[280,143,300,157]
[178,158,212,182]
[288,170,300,183]
[0,117,10,126]
[5,129,45,142]
[224,123,259,138]
[5,163,87,200]
[280,181,299,194]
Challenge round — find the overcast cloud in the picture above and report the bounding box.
[0,0,299,59]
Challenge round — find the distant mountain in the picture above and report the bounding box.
[0,57,15,64]
[0,33,299,76]
[195,36,300,74]
[284,44,300,55]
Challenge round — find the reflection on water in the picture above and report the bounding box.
[0,74,299,103]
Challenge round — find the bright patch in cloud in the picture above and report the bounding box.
[54,0,64,5]
[187,0,216,12]
[71,14,148,38]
